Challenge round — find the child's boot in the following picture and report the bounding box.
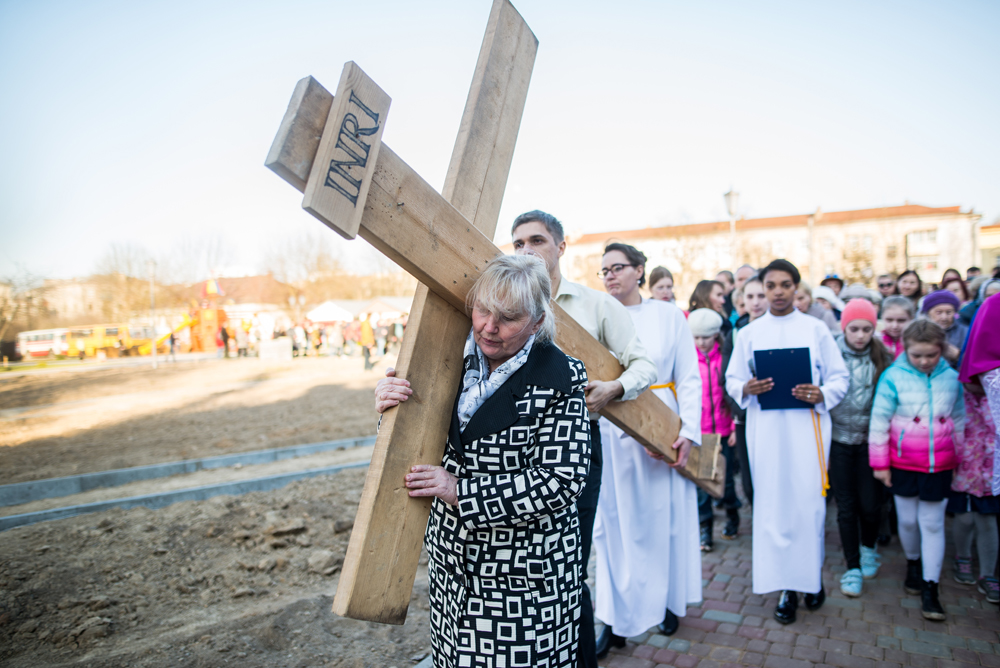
[904,559,923,595]
[722,508,740,539]
[921,580,945,621]
[700,519,713,552]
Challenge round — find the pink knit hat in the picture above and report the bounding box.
[840,299,878,331]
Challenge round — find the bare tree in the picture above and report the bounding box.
[0,265,45,341]
[260,232,416,304]
[92,243,154,322]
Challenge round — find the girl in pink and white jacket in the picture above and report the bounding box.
[869,320,965,622]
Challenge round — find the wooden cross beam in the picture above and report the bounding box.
[266,0,724,625]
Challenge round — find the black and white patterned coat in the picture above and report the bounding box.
[427,341,591,668]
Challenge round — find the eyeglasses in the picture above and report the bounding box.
[877,282,894,288]
[599,263,636,278]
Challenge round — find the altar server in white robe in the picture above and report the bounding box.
[593,243,703,655]
[725,259,849,625]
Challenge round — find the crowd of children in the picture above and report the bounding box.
[651,263,1000,622]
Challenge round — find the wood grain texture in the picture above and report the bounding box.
[264,76,333,191]
[303,62,391,240]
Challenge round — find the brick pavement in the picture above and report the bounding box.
[594,500,1000,668]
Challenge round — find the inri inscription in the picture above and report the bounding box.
[301,61,391,240]
[324,91,381,205]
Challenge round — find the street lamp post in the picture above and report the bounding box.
[148,260,157,370]
[724,189,739,268]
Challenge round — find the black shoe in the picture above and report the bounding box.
[595,625,626,660]
[700,520,713,552]
[722,509,739,539]
[774,590,798,625]
[804,587,825,611]
[905,559,923,595]
[658,608,679,636]
[921,580,946,621]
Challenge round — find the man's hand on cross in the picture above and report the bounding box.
[584,379,624,413]
[669,436,693,469]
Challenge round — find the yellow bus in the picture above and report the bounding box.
[66,324,154,358]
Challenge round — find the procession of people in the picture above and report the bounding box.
[373,210,1000,668]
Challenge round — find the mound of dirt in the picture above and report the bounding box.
[0,469,432,668]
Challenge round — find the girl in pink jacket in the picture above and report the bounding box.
[868,320,964,622]
[690,308,738,550]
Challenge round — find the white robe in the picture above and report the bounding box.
[594,299,703,637]
[724,309,849,594]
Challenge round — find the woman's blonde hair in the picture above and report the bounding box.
[466,255,555,344]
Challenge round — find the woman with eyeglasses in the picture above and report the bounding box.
[592,242,704,658]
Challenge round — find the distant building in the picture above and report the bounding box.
[40,278,103,322]
[530,203,980,297]
[978,223,1000,272]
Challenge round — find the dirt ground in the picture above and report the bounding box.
[0,356,384,484]
[0,356,434,667]
[0,471,432,668]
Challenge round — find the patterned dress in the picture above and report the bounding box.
[426,342,591,668]
[953,389,998,498]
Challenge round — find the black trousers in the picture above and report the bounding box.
[734,422,753,506]
[829,439,883,570]
[577,419,602,668]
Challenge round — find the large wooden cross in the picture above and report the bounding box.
[265,0,724,625]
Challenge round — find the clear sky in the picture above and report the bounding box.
[1,0,997,280]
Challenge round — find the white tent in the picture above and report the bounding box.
[306,301,355,323]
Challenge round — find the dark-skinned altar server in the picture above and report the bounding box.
[725,259,849,625]
[592,243,703,655]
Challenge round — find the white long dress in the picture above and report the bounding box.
[594,299,703,637]
[724,309,849,595]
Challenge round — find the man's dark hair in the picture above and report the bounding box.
[603,242,648,287]
[967,266,981,274]
[758,259,801,285]
[511,210,564,244]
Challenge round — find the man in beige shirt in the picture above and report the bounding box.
[512,210,657,667]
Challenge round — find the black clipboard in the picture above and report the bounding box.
[753,347,812,410]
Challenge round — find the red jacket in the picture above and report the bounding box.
[698,342,733,436]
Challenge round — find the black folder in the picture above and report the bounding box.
[753,347,813,410]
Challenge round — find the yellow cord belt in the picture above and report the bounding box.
[650,382,676,398]
[811,409,830,497]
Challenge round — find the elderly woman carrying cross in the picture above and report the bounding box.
[375,254,592,668]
